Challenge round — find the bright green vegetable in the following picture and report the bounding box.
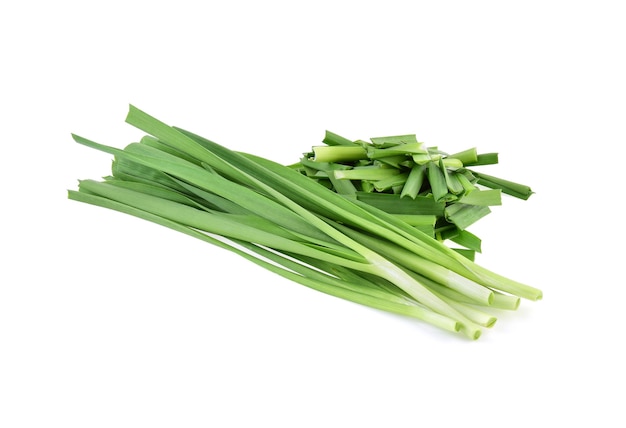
[291,131,534,255]
[69,106,542,340]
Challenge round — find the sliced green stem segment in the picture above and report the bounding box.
[355,192,445,216]
[428,161,448,202]
[467,153,499,166]
[323,130,357,146]
[334,167,401,181]
[448,147,477,165]
[313,145,368,162]
[458,189,502,206]
[401,164,426,199]
[470,171,534,200]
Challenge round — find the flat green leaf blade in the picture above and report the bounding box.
[400,164,426,199]
[465,153,499,166]
[354,192,445,216]
[448,147,477,165]
[373,172,409,192]
[451,249,476,261]
[470,171,533,200]
[444,204,491,230]
[449,229,482,253]
[76,179,369,269]
[440,161,464,195]
[69,189,459,333]
[458,189,502,206]
[427,161,448,202]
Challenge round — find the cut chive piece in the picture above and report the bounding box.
[460,169,478,183]
[441,158,464,169]
[450,229,482,253]
[370,134,418,146]
[466,153,499,166]
[376,155,411,168]
[470,171,533,200]
[300,159,360,197]
[448,147,478,165]
[355,192,445,216]
[444,204,491,230]
[427,162,448,202]
[367,143,428,159]
[436,226,460,241]
[456,172,477,194]
[411,153,432,165]
[323,130,356,146]
[373,173,409,192]
[440,161,465,195]
[329,170,358,196]
[400,164,426,199]
[298,157,352,173]
[361,181,375,193]
[312,146,368,163]
[451,248,476,261]
[458,189,502,206]
[334,167,401,181]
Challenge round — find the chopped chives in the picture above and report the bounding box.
[451,248,476,261]
[458,189,502,206]
[427,162,448,202]
[323,130,356,146]
[355,192,445,216]
[412,153,432,165]
[440,161,465,195]
[444,204,491,230]
[367,142,428,159]
[370,134,418,146]
[449,147,478,165]
[373,173,409,192]
[471,171,533,200]
[400,164,426,199]
[466,153,499,166]
[313,145,368,163]
[456,172,477,194]
[334,167,401,181]
[450,229,482,253]
[441,158,464,169]
[69,107,541,340]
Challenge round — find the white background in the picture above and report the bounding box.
[2,1,625,427]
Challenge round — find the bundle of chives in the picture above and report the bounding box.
[69,106,542,340]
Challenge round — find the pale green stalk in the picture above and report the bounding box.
[73,136,481,337]
[68,189,460,334]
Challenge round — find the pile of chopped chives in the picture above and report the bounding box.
[291,132,533,259]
